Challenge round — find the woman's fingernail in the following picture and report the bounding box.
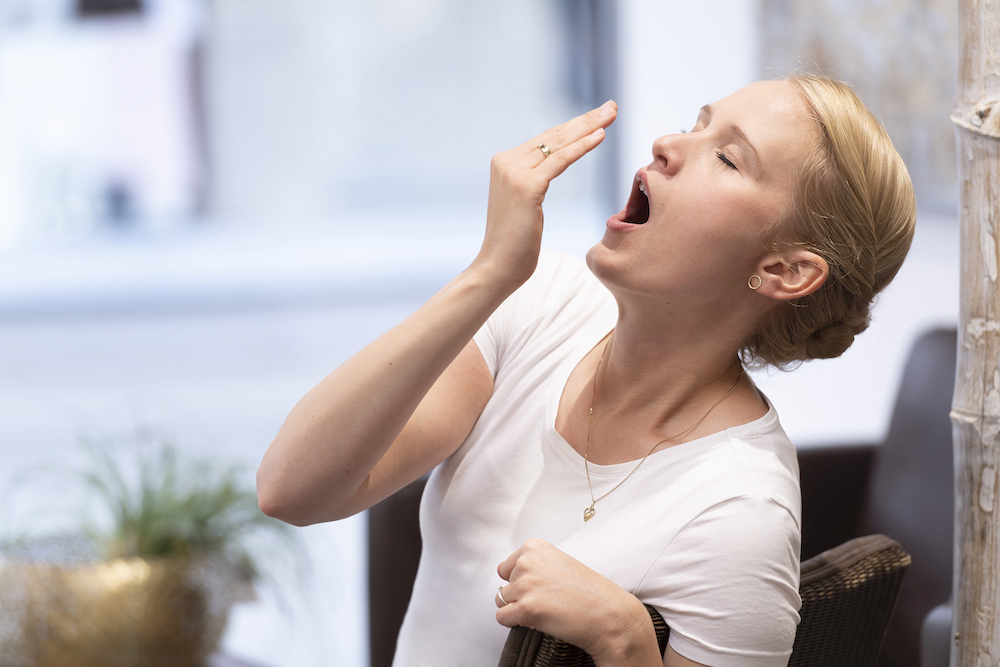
[592,127,605,137]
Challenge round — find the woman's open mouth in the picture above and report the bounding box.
[622,177,650,224]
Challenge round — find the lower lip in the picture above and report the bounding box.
[606,212,644,232]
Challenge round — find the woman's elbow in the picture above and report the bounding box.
[257,464,312,526]
[256,462,355,526]
[256,474,288,524]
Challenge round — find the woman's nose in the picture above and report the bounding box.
[651,133,684,175]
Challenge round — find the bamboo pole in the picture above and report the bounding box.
[950,0,1000,664]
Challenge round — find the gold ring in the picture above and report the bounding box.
[537,144,551,157]
[748,274,762,290]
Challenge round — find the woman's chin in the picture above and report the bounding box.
[588,228,627,261]
[585,241,622,285]
[584,241,606,269]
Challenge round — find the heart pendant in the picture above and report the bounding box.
[583,506,596,522]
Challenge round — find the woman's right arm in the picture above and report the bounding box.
[256,100,617,526]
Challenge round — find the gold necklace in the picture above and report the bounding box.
[583,332,743,522]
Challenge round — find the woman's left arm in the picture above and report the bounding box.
[495,539,707,667]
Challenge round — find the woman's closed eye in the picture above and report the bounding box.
[716,151,738,170]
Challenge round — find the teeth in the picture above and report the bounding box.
[638,181,646,195]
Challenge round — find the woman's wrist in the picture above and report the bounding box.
[591,595,664,667]
[465,252,535,301]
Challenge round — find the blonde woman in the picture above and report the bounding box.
[257,76,915,666]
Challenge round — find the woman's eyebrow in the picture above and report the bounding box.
[700,104,761,172]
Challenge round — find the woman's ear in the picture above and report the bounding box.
[756,249,829,301]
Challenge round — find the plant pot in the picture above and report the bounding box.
[0,553,248,667]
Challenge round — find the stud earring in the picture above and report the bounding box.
[748,275,762,290]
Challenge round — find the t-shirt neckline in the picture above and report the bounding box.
[543,323,778,476]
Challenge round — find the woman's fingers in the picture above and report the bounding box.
[494,539,556,627]
[495,581,530,628]
[529,99,617,152]
[534,127,606,181]
[495,582,515,608]
[523,100,617,163]
[498,538,540,582]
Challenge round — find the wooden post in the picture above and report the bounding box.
[951,0,1000,665]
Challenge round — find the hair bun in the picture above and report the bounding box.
[805,321,863,359]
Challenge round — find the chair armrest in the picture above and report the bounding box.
[798,443,876,561]
[498,604,669,667]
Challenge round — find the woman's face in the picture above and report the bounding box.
[587,80,818,311]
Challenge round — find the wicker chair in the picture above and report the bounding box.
[497,534,911,667]
[498,604,669,667]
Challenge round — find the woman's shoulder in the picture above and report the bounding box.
[655,403,800,529]
[715,405,801,528]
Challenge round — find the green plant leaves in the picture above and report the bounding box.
[76,437,292,576]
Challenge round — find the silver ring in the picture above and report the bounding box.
[537,144,551,157]
[497,585,509,606]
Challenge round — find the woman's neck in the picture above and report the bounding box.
[592,303,756,442]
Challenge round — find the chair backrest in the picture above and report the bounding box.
[497,534,910,667]
[369,476,427,667]
[789,534,911,667]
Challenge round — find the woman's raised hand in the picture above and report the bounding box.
[475,100,617,291]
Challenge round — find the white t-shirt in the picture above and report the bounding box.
[394,251,802,667]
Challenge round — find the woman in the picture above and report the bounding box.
[257,76,915,666]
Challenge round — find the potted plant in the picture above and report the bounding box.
[0,440,292,667]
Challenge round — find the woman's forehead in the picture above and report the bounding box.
[718,80,809,116]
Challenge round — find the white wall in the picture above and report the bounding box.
[204,0,601,224]
[0,0,203,245]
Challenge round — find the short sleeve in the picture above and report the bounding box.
[639,496,801,667]
[472,301,504,379]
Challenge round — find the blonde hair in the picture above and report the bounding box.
[741,75,916,368]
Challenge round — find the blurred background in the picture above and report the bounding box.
[0,0,959,665]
